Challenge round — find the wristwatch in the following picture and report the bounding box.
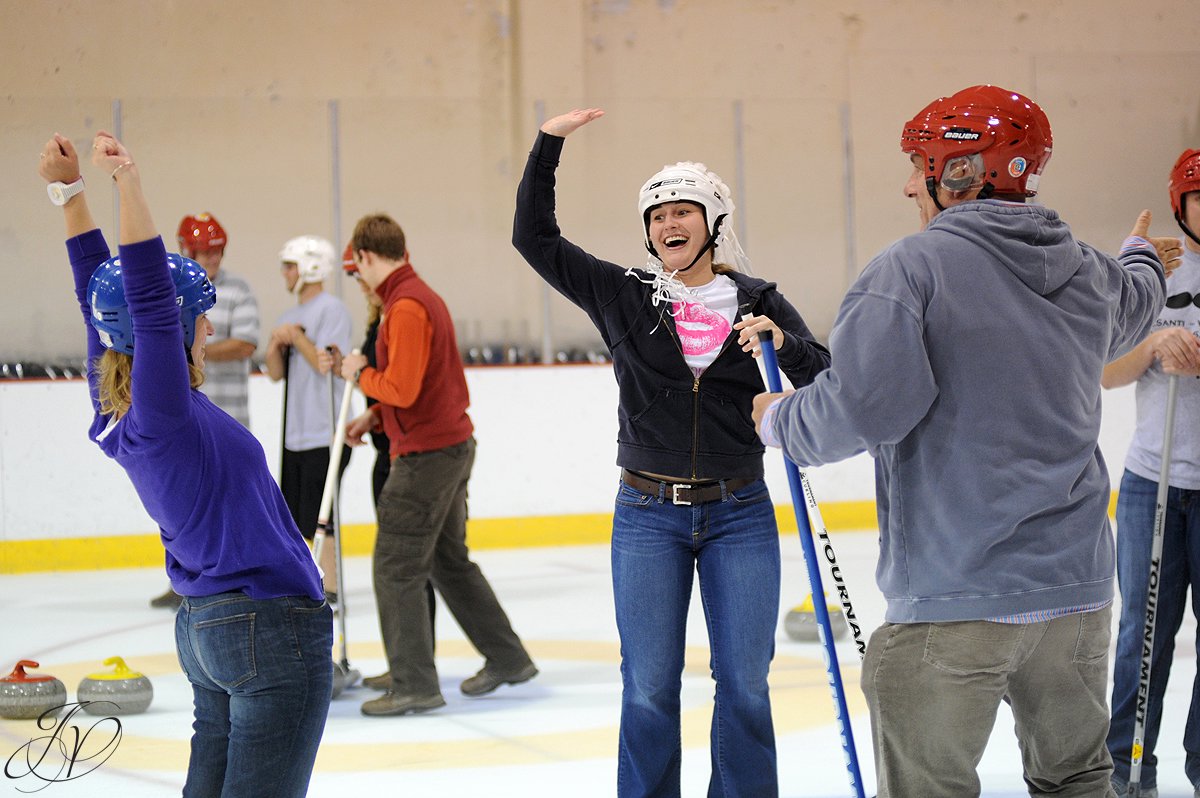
[47,177,85,206]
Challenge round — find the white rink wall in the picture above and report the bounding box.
[0,365,1138,543]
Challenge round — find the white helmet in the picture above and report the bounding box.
[279,235,336,293]
[638,162,734,256]
[636,161,751,275]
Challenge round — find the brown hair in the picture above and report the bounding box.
[352,214,407,261]
[95,349,204,418]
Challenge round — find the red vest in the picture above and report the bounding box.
[374,264,473,457]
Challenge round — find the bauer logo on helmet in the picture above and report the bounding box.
[943,129,982,141]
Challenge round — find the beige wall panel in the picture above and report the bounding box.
[740,98,845,337]
[4,0,1200,360]
[0,0,514,100]
[339,99,525,351]
[2,100,116,361]
[1035,53,1200,253]
[118,98,353,347]
[580,0,847,101]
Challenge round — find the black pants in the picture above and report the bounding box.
[281,445,352,540]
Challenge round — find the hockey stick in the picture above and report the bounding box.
[799,473,867,659]
[752,324,867,798]
[279,345,290,478]
[314,347,361,696]
[1127,373,1180,797]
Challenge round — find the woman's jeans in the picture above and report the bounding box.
[1107,469,1200,789]
[611,477,781,798]
[175,592,333,798]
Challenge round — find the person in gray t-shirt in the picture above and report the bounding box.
[1104,149,1200,797]
[265,235,353,597]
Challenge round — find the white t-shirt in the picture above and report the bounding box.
[671,274,738,377]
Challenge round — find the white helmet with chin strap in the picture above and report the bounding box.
[635,161,752,281]
[279,235,336,295]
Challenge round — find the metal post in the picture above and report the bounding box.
[329,99,344,298]
[733,99,748,249]
[840,102,858,289]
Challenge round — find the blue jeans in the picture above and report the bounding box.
[611,478,781,798]
[175,592,333,798]
[1108,469,1200,789]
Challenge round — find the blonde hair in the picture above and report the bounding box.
[96,349,204,418]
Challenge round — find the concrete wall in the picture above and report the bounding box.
[2,0,1197,360]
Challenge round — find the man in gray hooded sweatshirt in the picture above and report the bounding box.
[753,85,1181,797]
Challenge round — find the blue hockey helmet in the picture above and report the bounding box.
[88,253,217,355]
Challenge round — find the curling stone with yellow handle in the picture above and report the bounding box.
[783,593,848,642]
[0,660,67,720]
[77,656,154,716]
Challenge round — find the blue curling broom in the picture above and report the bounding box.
[753,324,868,798]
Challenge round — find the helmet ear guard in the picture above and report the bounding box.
[940,154,986,193]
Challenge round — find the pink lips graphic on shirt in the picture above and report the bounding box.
[672,300,731,355]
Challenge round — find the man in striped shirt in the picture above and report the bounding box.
[177,213,259,428]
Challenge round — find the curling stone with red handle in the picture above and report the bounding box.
[0,660,67,720]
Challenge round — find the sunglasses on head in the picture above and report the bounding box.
[1166,292,1200,310]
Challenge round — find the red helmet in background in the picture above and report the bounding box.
[900,85,1052,203]
[176,213,228,255]
[1169,149,1200,219]
[342,242,358,275]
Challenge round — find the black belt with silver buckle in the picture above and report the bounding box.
[620,469,755,506]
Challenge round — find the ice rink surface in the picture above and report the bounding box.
[3,532,1198,797]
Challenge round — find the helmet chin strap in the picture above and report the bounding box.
[924,178,946,212]
[1177,213,1200,248]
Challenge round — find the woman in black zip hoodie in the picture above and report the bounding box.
[513,108,830,798]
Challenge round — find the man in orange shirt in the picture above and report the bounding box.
[340,213,537,717]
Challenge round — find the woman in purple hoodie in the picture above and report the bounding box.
[40,130,332,798]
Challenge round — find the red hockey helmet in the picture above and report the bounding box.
[901,85,1052,200]
[176,213,227,255]
[1169,149,1200,220]
[342,242,358,275]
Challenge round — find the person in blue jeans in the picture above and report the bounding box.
[40,130,332,798]
[513,108,830,797]
[1106,149,1200,798]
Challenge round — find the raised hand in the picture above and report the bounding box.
[1129,209,1184,276]
[540,108,605,138]
[90,130,136,180]
[38,134,80,184]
